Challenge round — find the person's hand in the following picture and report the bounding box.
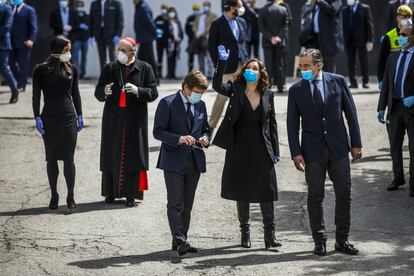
[179,135,196,146]
[378,81,383,90]
[293,155,305,172]
[105,82,114,96]
[35,117,45,135]
[403,96,414,108]
[125,82,138,97]
[77,116,84,132]
[274,155,280,164]
[351,147,362,162]
[217,45,230,61]
[377,110,385,124]
[366,42,374,52]
[79,23,89,30]
[199,136,209,146]
[271,36,281,45]
[24,40,33,47]
[112,35,121,46]
[88,37,94,46]
[63,24,72,32]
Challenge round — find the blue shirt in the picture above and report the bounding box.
[310,72,325,103]
[394,46,414,98]
[60,7,69,27]
[313,5,320,34]
[224,14,239,41]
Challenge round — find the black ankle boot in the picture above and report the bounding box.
[49,194,59,210]
[241,226,251,248]
[67,196,76,209]
[264,227,282,249]
[237,202,251,248]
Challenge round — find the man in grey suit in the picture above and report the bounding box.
[287,48,362,256]
[258,0,289,93]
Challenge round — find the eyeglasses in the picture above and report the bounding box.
[399,33,409,37]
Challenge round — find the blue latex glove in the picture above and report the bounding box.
[378,81,383,90]
[112,35,121,46]
[77,116,84,132]
[156,28,164,38]
[88,37,94,46]
[217,45,230,61]
[35,117,45,135]
[79,23,89,30]
[403,96,414,108]
[274,155,280,164]
[377,110,385,124]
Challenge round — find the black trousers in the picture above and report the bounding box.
[388,101,414,186]
[321,53,336,73]
[305,147,351,243]
[138,42,158,82]
[248,37,260,58]
[263,46,285,90]
[96,37,115,71]
[156,41,167,78]
[164,152,200,245]
[346,45,369,85]
[167,49,178,79]
[237,201,275,230]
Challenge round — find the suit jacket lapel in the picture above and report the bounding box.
[389,53,399,97]
[323,72,332,115]
[173,91,190,131]
[191,102,201,133]
[261,92,270,125]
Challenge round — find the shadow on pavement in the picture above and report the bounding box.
[0,200,134,216]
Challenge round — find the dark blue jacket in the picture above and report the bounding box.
[153,91,211,173]
[0,3,13,50]
[11,3,38,48]
[287,72,362,162]
[134,0,156,43]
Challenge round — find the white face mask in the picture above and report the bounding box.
[347,0,356,5]
[237,6,245,16]
[117,51,129,64]
[168,12,176,19]
[59,52,71,62]
[161,9,168,15]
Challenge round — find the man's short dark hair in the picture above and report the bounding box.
[300,48,324,64]
[224,0,239,10]
[182,71,209,91]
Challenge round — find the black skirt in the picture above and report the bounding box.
[221,96,278,203]
[43,131,77,161]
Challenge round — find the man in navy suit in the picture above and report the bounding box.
[153,71,211,256]
[0,2,19,103]
[10,0,38,92]
[287,48,362,256]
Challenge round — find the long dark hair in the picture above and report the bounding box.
[234,58,270,94]
[42,35,72,76]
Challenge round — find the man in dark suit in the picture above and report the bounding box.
[0,2,19,103]
[49,0,73,37]
[154,4,169,79]
[89,0,124,70]
[153,71,211,256]
[377,24,414,196]
[208,0,249,133]
[10,0,37,93]
[133,0,158,84]
[287,48,362,256]
[342,0,374,89]
[385,0,414,31]
[310,0,343,73]
[258,0,289,93]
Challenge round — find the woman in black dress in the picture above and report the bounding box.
[213,45,281,249]
[32,36,83,210]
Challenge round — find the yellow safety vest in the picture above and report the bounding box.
[386,28,401,52]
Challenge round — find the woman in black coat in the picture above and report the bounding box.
[32,35,83,210]
[213,45,281,249]
[95,37,158,207]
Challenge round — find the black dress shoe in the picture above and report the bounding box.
[67,199,76,209]
[126,198,137,207]
[105,195,114,204]
[314,241,327,256]
[49,195,59,210]
[409,186,414,197]
[387,180,405,191]
[172,242,197,253]
[177,242,191,256]
[335,241,358,255]
[349,83,358,89]
[363,83,370,89]
[9,93,18,104]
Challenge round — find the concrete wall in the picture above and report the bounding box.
[29,0,390,78]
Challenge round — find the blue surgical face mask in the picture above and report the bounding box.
[398,35,409,48]
[243,69,259,84]
[77,7,86,13]
[12,0,23,5]
[301,70,314,81]
[203,6,210,12]
[188,92,202,104]
[60,1,68,9]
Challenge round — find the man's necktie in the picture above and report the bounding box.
[395,51,408,99]
[187,102,194,129]
[312,80,324,113]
